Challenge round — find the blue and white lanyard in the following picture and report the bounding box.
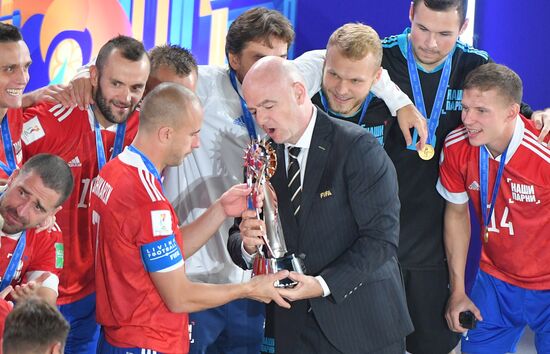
[480,146,509,233]
[319,90,373,126]
[406,39,452,150]
[229,69,258,141]
[94,118,126,170]
[0,115,17,176]
[229,69,260,210]
[0,231,26,292]
[127,145,163,193]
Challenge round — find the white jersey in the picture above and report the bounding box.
[163,50,411,284]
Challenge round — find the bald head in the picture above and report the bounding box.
[243,56,305,93]
[134,82,203,169]
[140,82,201,130]
[242,56,313,145]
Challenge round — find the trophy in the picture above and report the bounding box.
[244,139,304,288]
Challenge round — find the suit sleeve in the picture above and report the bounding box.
[227,217,250,270]
[227,165,258,270]
[320,134,401,303]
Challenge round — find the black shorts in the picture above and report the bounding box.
[402,266,460,354]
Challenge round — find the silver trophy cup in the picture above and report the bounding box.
[244,140,304,288]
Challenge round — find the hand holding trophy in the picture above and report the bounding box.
[244,139,304,288]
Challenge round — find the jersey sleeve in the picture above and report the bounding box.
[0,299,12,339]
[370,68,413,116]
[125,200,184,273]
[25,224,64,293]
[436,136,469,204]
[292,49,325,97]
[21,103,77,160]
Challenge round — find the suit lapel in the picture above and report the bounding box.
[299,111,333,236]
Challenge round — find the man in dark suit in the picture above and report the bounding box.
[227,55,413,353]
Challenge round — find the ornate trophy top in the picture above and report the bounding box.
[243,139,277,182]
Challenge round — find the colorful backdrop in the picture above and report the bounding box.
[0,0,296,92]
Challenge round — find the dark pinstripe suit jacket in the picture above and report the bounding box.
[228,109,413,353]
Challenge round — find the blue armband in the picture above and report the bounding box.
[140,235,183,272]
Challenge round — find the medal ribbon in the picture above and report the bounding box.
[229,69,258,141]
[230,69,261,210]
[319,90,373,126]
[127,145,163,192]
[94,118,127,171]
[479,146,509,238]
[0,115,18,176]
[0,231,26,292]
[406,39,452,150]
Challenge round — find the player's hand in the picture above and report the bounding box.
[445,291,482,333]
[70,75,94,110]
[0,286,13,300]
[10,273,51,303]
[35,214,57,234]
[219,184,256,218]
[239,209,265,254]
[26,84,77,109]
[277,272,324,301]
[532,108,550,144]
[396,104,427,151]
[0,286,14,311]
[247,270,290,309]
[0,178,8,193]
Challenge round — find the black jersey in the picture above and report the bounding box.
[312,91,391,145]
[378,29,532,268]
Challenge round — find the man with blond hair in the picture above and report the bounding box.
[312,23,395,145]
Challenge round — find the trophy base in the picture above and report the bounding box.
[252,253,304,288]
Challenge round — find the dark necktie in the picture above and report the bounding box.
[287,146,302,220]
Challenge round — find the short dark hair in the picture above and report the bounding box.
[95,35,148,72]
[463,63,523,105]
[225,7,294,56]
[149,44,197,76]
[0,22,22,43]
[3,298,70,354]
[412,0,467,26]
[20,154,74,207]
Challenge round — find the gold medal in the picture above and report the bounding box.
[418,144,435,160]
[483,227,489,243]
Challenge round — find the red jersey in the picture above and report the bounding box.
[437,115,550,289]
[0,299,11,350]
[91,148,188,353]
[21,103,138,304]
[0,108,24,180]
[0,225,63,354]
[0,225,63,292]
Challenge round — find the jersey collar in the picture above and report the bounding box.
[397,28,457,74]
[482,115,523,164]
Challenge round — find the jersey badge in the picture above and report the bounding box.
[22,116,46,145]
[151,210,173,236]
[55,243,64,269]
